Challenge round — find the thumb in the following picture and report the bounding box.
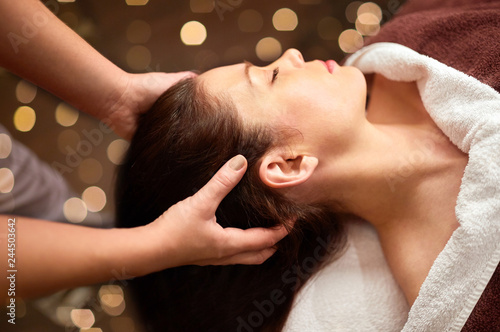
[155,71,197,86]
[141,71,198,97]
[191,155,247,216]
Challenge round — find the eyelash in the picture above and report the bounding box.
[272,67,279,83]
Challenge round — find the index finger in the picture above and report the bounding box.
[191,155,248,216]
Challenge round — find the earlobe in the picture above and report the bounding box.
[259,153,318,188]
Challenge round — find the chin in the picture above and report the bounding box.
[351,67,368,108]
[352,66,367,88]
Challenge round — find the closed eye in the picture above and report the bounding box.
[272,67,279,83]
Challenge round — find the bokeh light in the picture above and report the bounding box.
[357,2,382,21]
[78,158,103,184]
[99,285,124,304]
[180,21,207,46]
[63,197,88,223]
[356,12,380,36]
[55,102,79,127]
[125,0,148,6]
[82,186,107,212]
[0,168,15,193]
[107,139,129,165]
[272,8,298,31]
[126,45,152,70]
[190,0,214,13]
[70,309,95,329]
[103,301,126,316]
[13,106,36,132]
[0,134,13,159]
[15,80,37,104]
[126,20,152,44]
[99,285,126,316]
[345,1,364,23]
[238,10,263,32]
[255,37,282,62]
[317,17,342,40]
[338,29,364,53]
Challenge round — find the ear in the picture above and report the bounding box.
[259,152,318,189]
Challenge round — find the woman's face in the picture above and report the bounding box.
[198,48,368,155]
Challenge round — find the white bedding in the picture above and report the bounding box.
[283,219,409,331]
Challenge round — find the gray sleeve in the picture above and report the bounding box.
[0,124,72,222]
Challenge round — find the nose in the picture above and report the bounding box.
[279,48,304,68]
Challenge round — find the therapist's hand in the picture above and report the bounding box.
[106,71,197,140]
[145,155,289,270]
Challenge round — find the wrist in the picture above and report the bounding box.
[97,71,133,125]
[103,225,163,279]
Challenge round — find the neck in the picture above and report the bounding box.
[328,123,464,227]
[316,75,468,304]
[320,75,467,228]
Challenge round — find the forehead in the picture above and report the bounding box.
[198,63,246,96]
[198,63,274,124]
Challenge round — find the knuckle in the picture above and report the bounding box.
[267,236,278,248]
[255,252,268,264]
[214,170,234,189]
[212,233,229,259]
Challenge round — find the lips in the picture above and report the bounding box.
[319,60,337,73]
[325,60,337,73]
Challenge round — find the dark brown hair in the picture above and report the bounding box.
[116,78,345,331]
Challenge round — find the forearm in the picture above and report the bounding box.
[0,0,127,121]
[1,215,155,299]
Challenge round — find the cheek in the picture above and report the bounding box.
[280,82,338,128]
[278,70,365,131]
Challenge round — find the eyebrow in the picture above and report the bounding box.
[244,60,253,86]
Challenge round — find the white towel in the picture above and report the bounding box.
[284,42,500,331]
[283,219,409,332]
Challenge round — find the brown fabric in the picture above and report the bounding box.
[364,0,500,93]
[356,0,500,330]
[462,262,500,331]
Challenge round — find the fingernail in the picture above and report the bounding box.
[229,155,245,171]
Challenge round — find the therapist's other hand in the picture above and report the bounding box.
[106,71,196,140]
[146,155,289,269]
